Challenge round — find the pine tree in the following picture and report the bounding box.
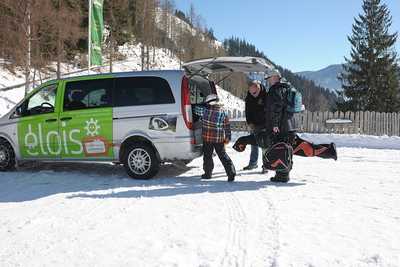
[339,0,399,112]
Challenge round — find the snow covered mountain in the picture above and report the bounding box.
[297,64,343,92]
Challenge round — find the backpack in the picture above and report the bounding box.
[283,83,303,113]
[263,142,293,171]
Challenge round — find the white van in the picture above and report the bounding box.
[0,57,272,178]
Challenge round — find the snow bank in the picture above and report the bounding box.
[232,132,400,150]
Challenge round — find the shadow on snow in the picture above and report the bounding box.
[0,162,305,203]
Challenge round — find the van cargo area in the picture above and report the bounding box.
[188,75,217,146]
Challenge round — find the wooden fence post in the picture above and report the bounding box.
[382,112,386,136]
[370,111,375,135]
[360,111,364,134]
[302,111,306,132]
[362,111,366,134]
[307,110,312,133]
[390,112,394,136]
[367,111,372,135]
[323,111,328,133]
[332,111,337,134]
[355,111,360,134]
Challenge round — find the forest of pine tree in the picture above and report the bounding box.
[223,37,338,111]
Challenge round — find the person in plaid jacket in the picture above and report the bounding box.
[193,94,236,182]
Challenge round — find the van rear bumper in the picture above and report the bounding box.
[154,139,202,161]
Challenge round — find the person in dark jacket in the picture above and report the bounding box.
[193,94,236,182]
[243,80,268,173]
[264,69,295,182]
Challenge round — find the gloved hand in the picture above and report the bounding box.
[233,142,246,152]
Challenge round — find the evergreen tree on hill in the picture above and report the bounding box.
[339,0,399,112]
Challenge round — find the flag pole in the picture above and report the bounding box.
[88,0,92,73]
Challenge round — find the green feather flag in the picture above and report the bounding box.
[90,0,104,66]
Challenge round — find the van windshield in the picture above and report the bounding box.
[189,76,214,104]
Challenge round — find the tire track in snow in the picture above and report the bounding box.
[220,191,248,267]
[258,187,281,266]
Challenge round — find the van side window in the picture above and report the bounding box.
[64,79,113,111]
[20,84,58,116]
[114,77,175,107]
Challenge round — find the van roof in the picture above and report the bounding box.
[45,69,185,84]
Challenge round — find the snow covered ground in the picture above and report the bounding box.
[1,134,400,267]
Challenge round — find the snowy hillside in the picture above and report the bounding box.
[0,44,244,117]
[1,134,399,266]
[216,85,245,119]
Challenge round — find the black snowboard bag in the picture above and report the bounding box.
[263,142,293,172]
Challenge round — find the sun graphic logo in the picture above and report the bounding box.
[84,118,101,137]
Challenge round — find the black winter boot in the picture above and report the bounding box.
[201,173,212,179]
[330,143,338,161]
[261,166,268,174]
[227,166,236,182]
[243,164,258,171]
[270,172,290,183]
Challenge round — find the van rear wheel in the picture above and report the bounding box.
[123,143,160,179]
[0,139,16,172]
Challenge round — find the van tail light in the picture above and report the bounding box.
[181,76,193,130]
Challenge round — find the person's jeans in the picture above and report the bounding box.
[248,128,262,166]
[249,145,259,166]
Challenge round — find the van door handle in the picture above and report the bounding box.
[60,117,72,121]
[45,118,58,123]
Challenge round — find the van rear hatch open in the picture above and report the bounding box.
[183,56,274,77]
[182,56,274,146]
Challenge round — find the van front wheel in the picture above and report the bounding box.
[0,139,16,172]
[123,143,160,179]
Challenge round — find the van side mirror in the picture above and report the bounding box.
[11,106,23,119]
[16,106,24,116]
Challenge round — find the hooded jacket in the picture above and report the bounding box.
[264,82,295,135]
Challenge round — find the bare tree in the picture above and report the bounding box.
[0,0,82,92]
[0,0,39,95]
[104,0,129,72]
[46,0,82,78]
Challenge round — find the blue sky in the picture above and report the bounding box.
[174,0,400,72]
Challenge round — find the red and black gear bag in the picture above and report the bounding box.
[263,142,293,171]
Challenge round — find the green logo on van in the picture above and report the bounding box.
[18,109,113,159]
